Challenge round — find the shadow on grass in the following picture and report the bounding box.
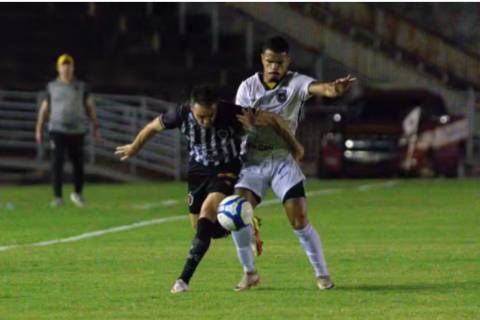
[236,280,480,293]
[340,280,479,292]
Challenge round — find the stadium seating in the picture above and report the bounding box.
[0,3,258,101]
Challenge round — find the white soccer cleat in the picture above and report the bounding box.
[171,279,189,293]
[317,275,335,290]
[51,198,63,208]
[70,192,85,207]
[234,271,261,291]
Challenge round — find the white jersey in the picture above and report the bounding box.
[236,71,315,160]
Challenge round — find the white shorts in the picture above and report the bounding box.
[235,153,306,202]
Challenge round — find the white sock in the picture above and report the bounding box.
[232,225,256,273]
[294,223,329,277]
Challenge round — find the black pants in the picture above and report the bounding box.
[49,132,85,198]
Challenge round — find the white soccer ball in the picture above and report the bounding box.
[217,195,253,231]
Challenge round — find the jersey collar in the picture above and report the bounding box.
[257,72,289,91]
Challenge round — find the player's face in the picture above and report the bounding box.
[57,63,74,82]
[191,103,218,129]
[261,50,290,83]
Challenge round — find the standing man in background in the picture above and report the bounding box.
[36,54,100,208]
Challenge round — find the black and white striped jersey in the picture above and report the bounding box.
[159,101,245,167]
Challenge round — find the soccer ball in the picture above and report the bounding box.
[217,195,253,231]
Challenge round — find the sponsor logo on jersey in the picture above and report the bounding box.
[276,89,287,103]
[218,130,228,140]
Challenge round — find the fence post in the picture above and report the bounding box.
[467,87,475,164]
[146,2,153,17]
[130,109,137,176]
[89,124,95,165]
[179,2,186,35]
[36,92,44,161]
[211,4,219,54]
[245,20,254,70]
[175,130,182,181]
[141,97,148,162]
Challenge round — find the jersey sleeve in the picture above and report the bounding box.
[235,81,251,108]
[159,104,186,129]
[231,105,246,135]
[218,102,245,135]
[296,73,317,102]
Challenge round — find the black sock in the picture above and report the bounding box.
[179,218,214,285]
[211,219,231,239]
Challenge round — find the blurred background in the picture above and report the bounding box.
[0,2,479,185]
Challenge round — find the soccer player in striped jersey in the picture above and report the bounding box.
[230,36,356,291]
[115,86,304,293]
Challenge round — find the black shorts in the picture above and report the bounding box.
[188,159,242,214]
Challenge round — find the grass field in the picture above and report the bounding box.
[0,179,479,320]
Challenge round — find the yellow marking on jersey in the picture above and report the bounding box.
[266,82,277,89]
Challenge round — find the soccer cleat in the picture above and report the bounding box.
[70,192,85,207]
[171,279,189,293]
[234,271,261,291]
[51,198,63,208]
[317,275,335,290]
[251,216,263,256]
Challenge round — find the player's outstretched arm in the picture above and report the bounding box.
[115,117,164,161]
[308,74,356,98]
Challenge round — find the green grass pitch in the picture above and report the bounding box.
[0,179,479,320]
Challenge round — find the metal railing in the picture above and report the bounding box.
[0,90,182,181]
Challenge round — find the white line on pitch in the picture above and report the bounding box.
[0,181,397,252]
[357,180,398,192]
[0,216,188,252]
[259,188,343,207]
[132,199,179,209]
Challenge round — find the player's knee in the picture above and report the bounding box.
[200,193,225,222]
[291,212,308,230]
[234,187,251,198]
[284,198,309,230]
[199,207,217,222]
[234,188,260,208]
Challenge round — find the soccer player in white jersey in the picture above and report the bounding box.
[231,36,355,291]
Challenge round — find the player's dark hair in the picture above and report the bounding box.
[262,36,290,54]
[190,85,220,108]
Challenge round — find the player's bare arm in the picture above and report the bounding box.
[35,99,50,144]
[85,97,101,142]
[308,74,356,98]
[237,109,304,161]
[115,116,164,161]
[261,111,304,162]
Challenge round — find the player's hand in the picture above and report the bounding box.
[334,74,356,94]
[238,109,271,128]
[237,108,257,129]
[115,144,138,161]
[93,127,101,143]
[293,143,305,163]
[35,130,42,144]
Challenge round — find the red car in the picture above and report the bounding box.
[319,88,469,178]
